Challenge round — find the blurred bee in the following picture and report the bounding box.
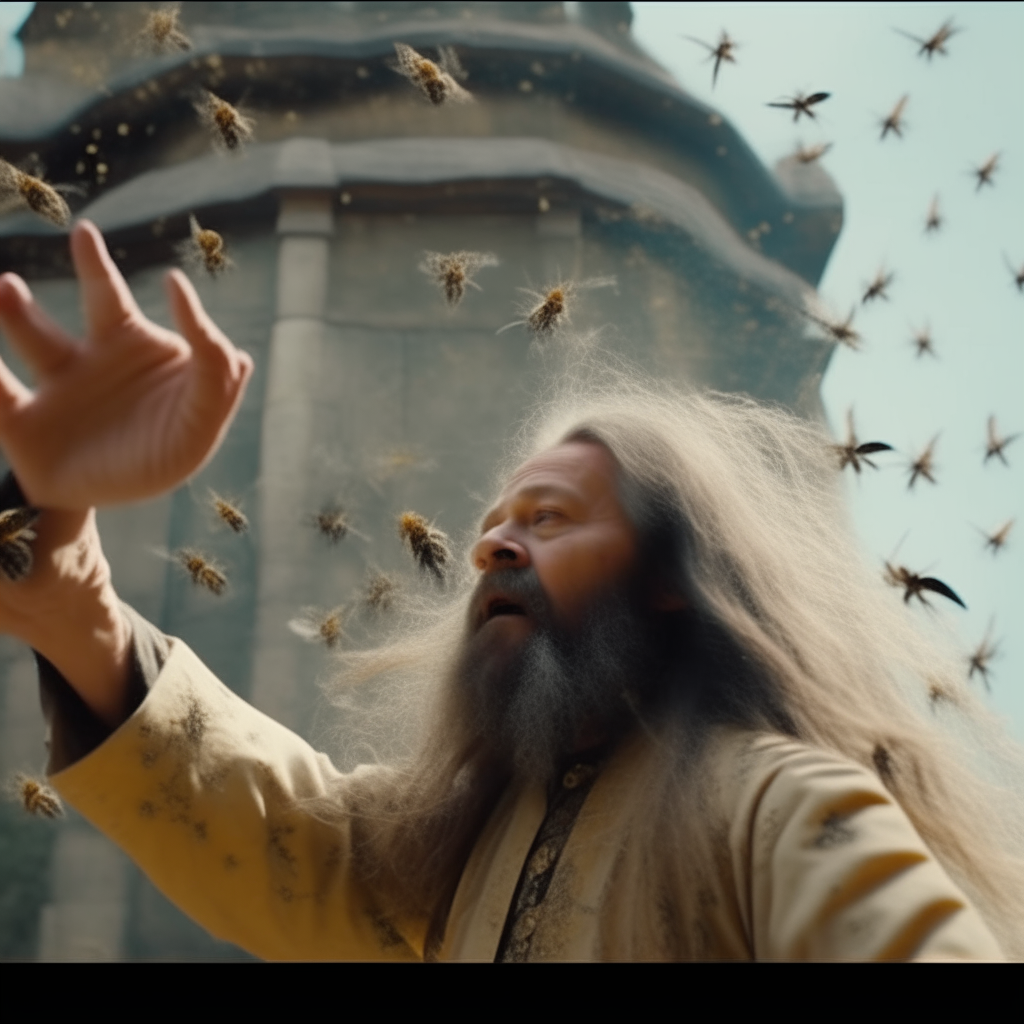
[985,416,1018,466]
[499,277,616,336]
[766,91,830,123]
[176,549,227,595]
[176,215,231,276]
[1004,254,1024,293]
[910,324,935,358]
[896,18,959,61]
[138,3,191,54]
[879,95,908,140]
[312,505,349,544]
[861,267,894,304]
[979,519,1013,555]
[195,90,254,151]
[833,410,892,474]
[288,606,345,648]
[967,623,999,691]
[0,157,73,227]
[0,506,41,583]
[392,43,472,106]
[419,251,498,306]
[884,562,965,609]
[366,571,398,611]
[973,153,999,191]
[794,141,832,164]
[210,492,248,534]
[907,436,938,489]
[805,306,860,350]
[398,512,450,581]
[13,774,63,819]
[682,30,738,88]
[924,195,942,233]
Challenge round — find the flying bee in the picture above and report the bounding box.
[0,158,73,227]
[0,506,41,583]
[794,141,832,164]
[138,3,191,54]
[884,562,966,609]
[925,195,942,233]
[861,267,894,304]
[499,277,616,336]
[805,306,860,350]
[391,43,472,106]
[978,519,1014,555]
[176,215,231,276]
[682,30,738,88]
[365,571,398,611]
[398,511,450,581]
[311,505,349,544]
[973,153,999,191]
[911,324,935,358]
[833,410,893,473]
[896,18,959,61]
[767,91,830,123]
[879,95,908,140]
[419,251,499,306]
[176,549,227,595]
[195,90,254,151]
[210,492,248,534]
[907,436,938,490]
[288,606,345,648]
[984,416,1018,466]
[967,623,999,691]
[12,774,63,819]
[1004,254,1024,293]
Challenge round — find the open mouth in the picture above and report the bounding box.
[485,597,528,621]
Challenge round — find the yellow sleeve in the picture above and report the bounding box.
[736,736,1005,961]
[50,638,423,962]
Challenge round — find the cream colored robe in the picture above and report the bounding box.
[51,638,1003,961]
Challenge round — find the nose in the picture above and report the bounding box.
[472,527,530,572]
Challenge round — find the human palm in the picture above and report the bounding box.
[0,220,253,510]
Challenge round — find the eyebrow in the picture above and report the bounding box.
[479,483,582,533]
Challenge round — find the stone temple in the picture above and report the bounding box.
[0,2,842,959]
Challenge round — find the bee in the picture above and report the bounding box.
[1004,254,1024,293]
[391,43,472,107]
[884,562,965,609]
[288,607,345,648]
[210,492,247,534]
[13,774,63,819]
[138,3,191,54]
[0,157,72,227]
[500,277,616,336]
[832,410,893,473]
[924,195,942,233]
[861,267,894,304]
[979,519,1014,555]
[398,512,450,581]
[195,90,254,151]
[896,18,959,61]
[0,506,41,583]
[907,436,938,489]
[879,95,908,140]
[682,30,738,88]
[766,91,830,123]
[794,141,832,164]
[419,251,499,306]
[805,306,860,350]
[176,215,231,276]
[366,571,398,611]
[911,324,935,358]
[176,549,227,595]
[312,505,349,544]
[871,744,895,788]
[985,416,1018,466]
[973,153,999,191]
[967,623,999,691]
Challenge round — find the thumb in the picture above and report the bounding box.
[0,351,31,434]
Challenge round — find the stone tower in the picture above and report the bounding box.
[0,1,842,960]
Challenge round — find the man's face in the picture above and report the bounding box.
[470,440,638,640]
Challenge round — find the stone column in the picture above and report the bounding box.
[248,191,334,731]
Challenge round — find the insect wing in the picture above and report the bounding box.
[856,442,894,455]
[919,577,966,609]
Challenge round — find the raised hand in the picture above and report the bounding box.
[0,220,253,510]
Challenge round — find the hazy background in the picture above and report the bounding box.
[2,1,1021,738]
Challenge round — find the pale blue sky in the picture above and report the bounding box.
[2,2,1021,737]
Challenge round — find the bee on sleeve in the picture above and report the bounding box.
[365,571,398,612]
[419,251,499,306]
[499,277,616,336]
[176,549,227,595]
[288,606,345,648]
[12,774,63,819]
[884,562,966,609]
[176,215,231,276]
[210,492,248,534]
[398,512,450,581]
[0,158,73,227]
[138,2,192,54]
[195,90,255,152]
[391,43,472,106]
[833,410,893,473]
[0,507,41,583]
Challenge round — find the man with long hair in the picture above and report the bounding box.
[0,223,1019,960]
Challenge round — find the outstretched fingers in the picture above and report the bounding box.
[70,220,142,341]
[0,274,78,378]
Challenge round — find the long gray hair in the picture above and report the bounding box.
[324,370,1024,957]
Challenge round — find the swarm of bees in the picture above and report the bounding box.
[419,251,499,306]
[288,607,345,648]
[884,562,966,609]
[833,411,893,474]
[392,43,472,107]
[138,3,192,54]
[398,512,450,581]
[0,507,41,583]
[176,549,227,595]
[195,91,255,152]
[0,158,72,227]
[12,774,63,819]
[211,492,248,534]
[177,215,231,277]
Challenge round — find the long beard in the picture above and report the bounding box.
[451,567,662,783]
